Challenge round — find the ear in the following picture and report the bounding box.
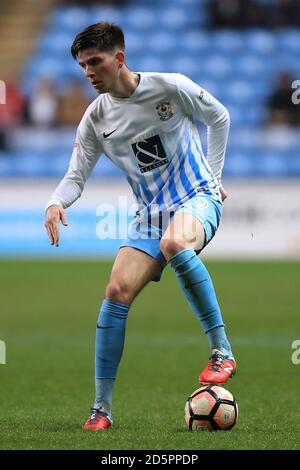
[115,51,125,68]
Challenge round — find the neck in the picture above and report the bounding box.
[109,67,140,98]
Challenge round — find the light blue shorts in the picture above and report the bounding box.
[120,194,222,281]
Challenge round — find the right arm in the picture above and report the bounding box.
[45,113,102,246]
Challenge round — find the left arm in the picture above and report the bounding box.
[175,74,230,184]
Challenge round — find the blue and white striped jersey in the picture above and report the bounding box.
[47,73,230,219]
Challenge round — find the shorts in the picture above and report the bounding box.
[119,194,222,281]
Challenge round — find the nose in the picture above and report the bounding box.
[84,65,95,78]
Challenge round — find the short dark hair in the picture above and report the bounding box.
[71,22,125,60]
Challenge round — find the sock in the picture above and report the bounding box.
[94,379,115,415]
[169,248,233,358]
[94,299,130,416]
[206,326,233,359]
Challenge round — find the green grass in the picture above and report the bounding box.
[0,260,299,450]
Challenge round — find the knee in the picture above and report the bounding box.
[160,237,187,261]
[105,280,133,305]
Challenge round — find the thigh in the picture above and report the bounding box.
[110,246,162,298]
[163,195,222,253]
[163,211,206,252]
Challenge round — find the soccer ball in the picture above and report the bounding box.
[185,385,238,431]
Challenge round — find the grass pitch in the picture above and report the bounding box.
[0,259,299,450]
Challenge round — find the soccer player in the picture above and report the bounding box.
[45,22,236,431]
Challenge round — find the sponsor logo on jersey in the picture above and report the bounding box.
[155,101,174,121]
[132,135,168,173]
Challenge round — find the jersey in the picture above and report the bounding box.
[46,73,230,225]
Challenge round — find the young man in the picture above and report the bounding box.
[45,22,236,431]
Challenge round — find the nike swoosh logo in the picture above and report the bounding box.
[103,128,118,138]
[224,365,233,373]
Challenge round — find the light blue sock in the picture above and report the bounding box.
[94,299,129,415]
[206,325,233,359]
[169,249,233,358]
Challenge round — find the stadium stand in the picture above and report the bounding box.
[0,0,299,178]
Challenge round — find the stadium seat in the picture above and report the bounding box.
[137,57,167,73]
[121,8,157,31]
[48,7,90,32]
[201,55,232,79]
[243,30,276,55]
[252,151,289,177]
[224,81,254,104]
[38,32,73,57]
[179,31,210,54]
[146,32,177,56]
[90,6,123,25]
[9,2,298,181]
[157,7,203,29]
[171,56,200,77]
[276,29,300,55]
[212,31,244,54]
[223,152,254,178]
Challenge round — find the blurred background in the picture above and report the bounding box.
[0,0,300,258]
[1,1,300,451]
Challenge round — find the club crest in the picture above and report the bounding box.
[155,101,174,121]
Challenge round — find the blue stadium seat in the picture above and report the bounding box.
[234,54,268,79]
[287,153,300,176]
[38,31,73,57]
[252,151,289,177]
[243,30,276,55]
[212,31,244,54]
[157,6,204,29]
[121,8,157,31]
[123,31,145,55]
[201,55,232,79]
[223,152,254,177]
[0,153,15,177]
[146,32,177,56]
[276,30,300,55]
[48,7,90,32]
[23,56,65,81]
[179,31,210,54]
[137,57,166,73]
[15,3,300,180]
[162,0,209,5]
[227,103,265,127]
[90,6,123,25]
[224,80,254,104]
[171,56,200,77]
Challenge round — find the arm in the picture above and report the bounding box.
[176,74,230,185]
[45,112,102,246]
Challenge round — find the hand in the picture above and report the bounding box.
[219,184,228,202]
[45,205,68,247]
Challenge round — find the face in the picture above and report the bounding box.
[78,48,124,93]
